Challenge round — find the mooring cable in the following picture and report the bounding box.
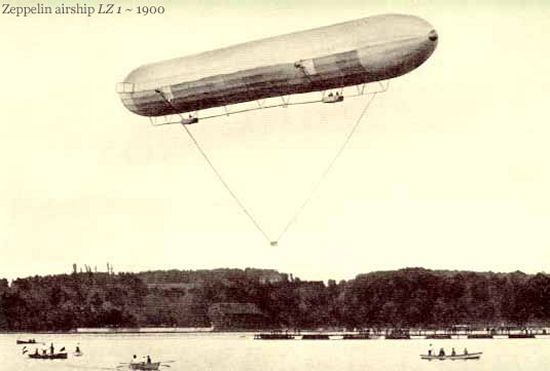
[273,92,380,245]
[153,89,272,244]
[179,124,273,244]
[154,87,384,246]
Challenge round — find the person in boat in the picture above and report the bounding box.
[42,349,47,355]
[464,348,468,355]
[76,344,81,353]
[50,343,54,355]
[438,348,445,356]
[130,355,138,364]
[34,348,39,355]
[147,355,152,364]
[428,344,433,356]
[451,348,456,356]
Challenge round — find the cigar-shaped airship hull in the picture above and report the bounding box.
[118,14,437,119]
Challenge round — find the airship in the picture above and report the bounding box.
[117,14,438,123]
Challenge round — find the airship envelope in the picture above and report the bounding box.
[118,14,438,118]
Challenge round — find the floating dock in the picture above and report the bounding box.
[254,327,548,340]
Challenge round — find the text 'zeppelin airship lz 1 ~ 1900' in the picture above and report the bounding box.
[117,14,438,124]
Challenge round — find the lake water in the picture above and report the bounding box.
[2,333,549,371]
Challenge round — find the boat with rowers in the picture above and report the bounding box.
[124,355,172,370]
[420,352,482,360]
[128,361,161,370]
[28,352,68,360]
[26,343,68,360]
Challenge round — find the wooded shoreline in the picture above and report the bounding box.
[1,267,549,332]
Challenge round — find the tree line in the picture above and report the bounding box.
[0,267,549,331]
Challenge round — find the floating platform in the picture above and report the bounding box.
[253,331,544,341]
[302,334,330,340]
[467,334,493,339]
[342,334,373,340]
[508,334,535,339]
[385,334,411,340]
[254,334,294,340]
[426,334,452,339]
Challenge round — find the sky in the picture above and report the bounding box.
[1,1,549,281]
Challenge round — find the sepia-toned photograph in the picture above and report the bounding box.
[1,1,549,370]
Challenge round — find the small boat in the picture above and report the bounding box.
[129,362,161,370]
[17,339,38,344]
[28,352,68,360]
[420,352,482,361]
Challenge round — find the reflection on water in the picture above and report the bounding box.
[1,332,549,371]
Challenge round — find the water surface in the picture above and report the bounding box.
[2,333,548,370]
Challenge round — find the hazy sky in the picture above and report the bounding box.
[1,1,549,281]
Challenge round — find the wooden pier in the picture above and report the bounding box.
[254,326,549,340]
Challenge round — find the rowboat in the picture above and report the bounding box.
[420,352,482,360]
[129,362,161,370]
[17,339,38,344]
[28,352,68,360]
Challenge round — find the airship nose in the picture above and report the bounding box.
[428,29,438,42]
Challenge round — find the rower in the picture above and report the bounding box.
[147,355,152,364]
[451,348,456,356]
[438,348,445,356]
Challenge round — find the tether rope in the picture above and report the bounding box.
[153,89,272,244]
[154,88,382,246]
[180,124,273,244]
[274,92,379,244]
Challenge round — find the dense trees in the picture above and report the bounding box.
[0,267,549,331]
